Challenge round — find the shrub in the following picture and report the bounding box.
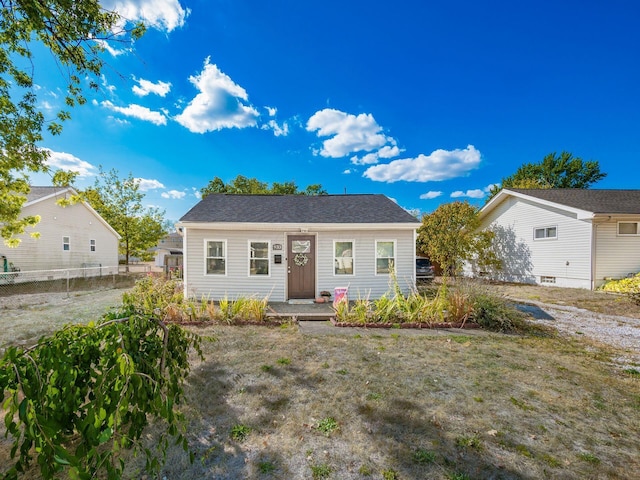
[468,288,526,333]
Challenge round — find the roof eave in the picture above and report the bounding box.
[177,221,419,231]
[480,189,594,220]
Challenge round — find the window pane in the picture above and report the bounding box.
[292,240,310,253]
[546,227,557,238]
[207,258,225,275]
[534,228,545,239]
[619,222,638,235]
[376,241,394,257]
[376,258,391,274]
[250,259,269,275]
[208,241,224,257]
[251,242,268,258]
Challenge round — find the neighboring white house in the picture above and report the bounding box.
[153,231,183,274]
[176,194,420,302]
[473,188,640,289]
[1,186,120,272]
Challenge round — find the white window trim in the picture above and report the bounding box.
[204,239,227,276]
[63,236,70,251]
[617,221,640,236]
[333,239,355,276]
[533,225,558,241]
[375,239,396,276]
[90,239,96,252]
[248,240,271,277]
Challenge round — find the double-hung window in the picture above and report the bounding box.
[63,236,70,251]
[334,241,354,275]
[375,240,395,274]
[205,240,226,275]
[249,241,270,276]
[534,226,557,240]
[618,222,639,236]
[90,239,96,252]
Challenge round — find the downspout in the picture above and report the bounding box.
[590,219,596,291]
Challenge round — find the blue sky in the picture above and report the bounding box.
[32,0,640,222]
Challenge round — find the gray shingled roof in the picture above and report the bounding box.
[180,194,420,224]
[26,186,73,203]
[510,189,640,214]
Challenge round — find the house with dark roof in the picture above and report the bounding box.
[2,187,120,272]
[473,188,640,289]
[176,194,420,302]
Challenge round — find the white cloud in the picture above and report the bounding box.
[161,189,186,199]
[103,0,190,32]
[306,109,395,158]
[94,39,128,57]
[42,149,97,177]
[262,119,289,137]
[191,187,202,199]
[351,145,403,165]
[363,145,482,183]
[420,191,443,200]
[132,77,172,97]
[451,189,485,199]
[265,106,277,117]
[175,57,260,133]
[343,169,352,174]
[101,100,167,125]
[101,74,116,95]
[450,183,497,199]
[135,178,165,191]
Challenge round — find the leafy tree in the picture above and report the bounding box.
[417,201,500,277]
[85,168,167,265]
[0,0,144,246]
[200,175,327,198]
[0,306,201,479]
[488,151,606,200]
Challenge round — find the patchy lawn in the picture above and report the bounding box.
[121,324,640,480]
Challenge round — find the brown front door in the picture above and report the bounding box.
[287,235,316,299]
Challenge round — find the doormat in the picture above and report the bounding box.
[288,299,315,305]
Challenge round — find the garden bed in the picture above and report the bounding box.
[330,317,481,329]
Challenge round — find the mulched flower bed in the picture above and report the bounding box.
[330,318,481,329]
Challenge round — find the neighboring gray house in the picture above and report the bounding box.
[474,188,640,289]
[177,194,420,302]
[2,186,120,272]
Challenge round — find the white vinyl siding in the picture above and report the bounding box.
[479,196,592,288]
[249,241,270,276]
[205,240,226,275]
[594,219,640,287]
[334,240,354,276]
[7,197,119,271]
[184,228,416,301]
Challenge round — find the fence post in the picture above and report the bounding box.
[66,269,70,298]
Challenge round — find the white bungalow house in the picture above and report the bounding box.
[1,186,120,273]
[473,188,640,289]
[176,194,420,302]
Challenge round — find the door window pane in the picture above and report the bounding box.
[292,240,310,253]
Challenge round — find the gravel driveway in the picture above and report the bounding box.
[517,299,640,366]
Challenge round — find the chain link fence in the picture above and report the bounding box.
[0,266,144,305]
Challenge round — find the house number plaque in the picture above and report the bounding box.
[273,244,282,250]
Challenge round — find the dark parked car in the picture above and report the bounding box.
[416,257,435,280]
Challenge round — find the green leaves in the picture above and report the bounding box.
[0,312,201,479]
[0,0,145,246]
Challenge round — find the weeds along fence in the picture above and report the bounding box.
[0,266,139,300]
